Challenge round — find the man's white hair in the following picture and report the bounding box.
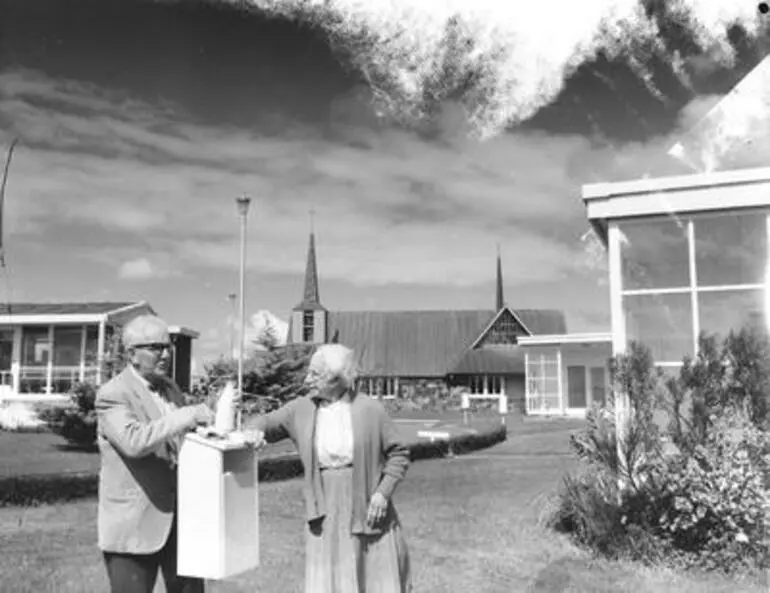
[307,344,359,391]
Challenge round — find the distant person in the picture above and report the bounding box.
[95,314,215,593]
[249,343,412,593]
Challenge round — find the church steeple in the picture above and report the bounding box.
[496,244,505,311]
[301,231,321,307]
[294,208,324,311]
[291,209,328,345]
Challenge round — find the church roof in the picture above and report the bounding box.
[285,228,567,378]
[286,308,566,377]
[448,348,526,375]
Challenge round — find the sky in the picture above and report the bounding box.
[0,0,768,368]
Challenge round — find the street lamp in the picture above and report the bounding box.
[227,292,236,358]
[235,196,251,426]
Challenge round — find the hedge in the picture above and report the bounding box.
[0,424,507,507]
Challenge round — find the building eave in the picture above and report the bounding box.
[0,313,107,325]
[583,166,770,234]
[105,301,153,318]
[518,332,613,347]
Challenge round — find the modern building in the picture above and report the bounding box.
[583,166,769,374]
[0,301,199,404]
[284,231,611,416]
[518,332,613,416]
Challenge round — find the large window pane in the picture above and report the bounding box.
[694,212,767,286]
[624,293,693,363]
[21,326,50,367]
[84,325,100,367]
[53,326,82,367]
[698,289,765,341]
[619,218,690,290]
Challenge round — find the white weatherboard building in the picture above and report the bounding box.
[0,301,199,404]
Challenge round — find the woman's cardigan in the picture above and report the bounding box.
[253,393,410,535]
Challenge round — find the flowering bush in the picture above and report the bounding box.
[656,408,770,573]
[551,327,770,578]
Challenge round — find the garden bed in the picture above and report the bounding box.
[0,422,507,507]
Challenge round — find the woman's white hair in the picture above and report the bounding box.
[306,344,359,392]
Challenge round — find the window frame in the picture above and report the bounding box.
[613,209,769,365]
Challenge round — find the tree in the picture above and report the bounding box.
[254,323,279,350]
[195,343,316,416]
[252,343,315,407]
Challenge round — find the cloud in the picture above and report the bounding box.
[222,310,289,358]
[118,257,159,280]
[0,58,755,293]
[249,310,289,349]
[667,60,770,173]
[256,0,765,139]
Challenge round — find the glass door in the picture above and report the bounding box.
[567,365,587,410]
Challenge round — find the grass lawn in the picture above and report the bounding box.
[1,419,764,593]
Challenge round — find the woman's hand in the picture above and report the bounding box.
[366,492,388,527]
[242,428,267,450]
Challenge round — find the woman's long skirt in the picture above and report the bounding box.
[305,467,411,593]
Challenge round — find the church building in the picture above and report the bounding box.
[285,231,568,414]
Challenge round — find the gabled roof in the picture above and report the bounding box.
[469,306,531,349]
[449,308,567,375]
[0,302,139,316]
[326,310,493,377]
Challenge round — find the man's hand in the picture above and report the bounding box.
[366,492,388,528]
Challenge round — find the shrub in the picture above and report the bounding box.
[551,327,770,577]
[549,469,670,564]
[570,342,667,492]
[656,407,770,573]
[673,326,770,453]
[551,354,674,565]
[38,382,98,450]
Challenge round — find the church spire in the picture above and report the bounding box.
[496,244,505,311]
[294,208,324,311]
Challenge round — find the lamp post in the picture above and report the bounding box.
[227,292,236,358]
[235,196,251,427]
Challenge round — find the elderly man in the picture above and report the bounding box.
[95,314,215,593]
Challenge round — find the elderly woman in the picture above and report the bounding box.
[251,344,411,593]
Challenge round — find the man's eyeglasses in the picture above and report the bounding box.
[134,342,171,353]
